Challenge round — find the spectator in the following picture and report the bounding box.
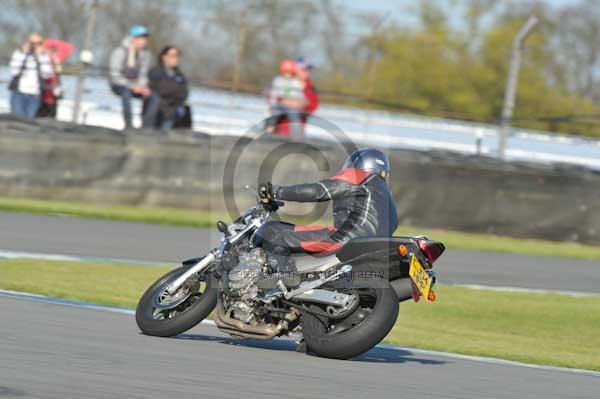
[108,25,158,129]
[294,56,319,118]
[146,45,190,130]
[8,33,53,118]
[271,57,319,137]
[267,59,306,139]
[37,39,74,118]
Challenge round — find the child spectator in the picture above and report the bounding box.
[294,57,319,118]
[267,59,306,139]
[37,39,74,118]
[8,33,53,118]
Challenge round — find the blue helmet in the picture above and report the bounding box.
[129,25,149,38]
[342,148,390,181]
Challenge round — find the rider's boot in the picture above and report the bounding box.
[295,338,316,356]
[296,338,307,353]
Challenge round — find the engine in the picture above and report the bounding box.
[227,248,268,324]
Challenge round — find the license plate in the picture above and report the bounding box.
[409,254,433,300]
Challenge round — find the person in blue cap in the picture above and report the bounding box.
[294,56,319,121]
[109,25,158,129]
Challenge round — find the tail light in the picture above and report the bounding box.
[417,240,446,264]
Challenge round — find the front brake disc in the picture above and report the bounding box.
[152,277,195,310]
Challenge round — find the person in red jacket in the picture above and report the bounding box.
[295,57,319,116]
[272,57,319,137]
[38,39,74,118]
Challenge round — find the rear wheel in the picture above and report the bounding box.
[301,286,399,359]
[135,265,217,337]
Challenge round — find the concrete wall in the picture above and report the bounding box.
[1,114,599,244]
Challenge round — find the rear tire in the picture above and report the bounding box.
[301,286,399,359]
[135,266,217,337]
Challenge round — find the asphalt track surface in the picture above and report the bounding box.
[0,211,598,293]
[1,296,598,399]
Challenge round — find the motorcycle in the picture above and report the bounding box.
[135,186,445,359]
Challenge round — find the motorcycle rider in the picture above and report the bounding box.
[258,148,398,282]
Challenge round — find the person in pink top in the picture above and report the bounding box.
[38,39,74,118]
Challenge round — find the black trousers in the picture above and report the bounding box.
[260,221,346,271]
[37,102,57,118]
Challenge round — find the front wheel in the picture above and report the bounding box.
[135,265,217,337]
[301,286,399,359]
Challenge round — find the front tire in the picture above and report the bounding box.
[136,266,217,337]
[301,286,399,359]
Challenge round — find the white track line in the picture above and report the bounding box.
[2,248,598,297]
[449,284,600,297]
[376,343,600,377]
[0,289,598,378]
[0,249,166,267]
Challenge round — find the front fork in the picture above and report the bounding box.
[165,252,217,295]
[165,218,262,294]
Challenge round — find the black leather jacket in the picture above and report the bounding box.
[273,168,399,240]
[148,65,188,120]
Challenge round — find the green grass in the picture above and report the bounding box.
[389,286,600,372]
[395,226,600,261]
[0,259,171,308]
[1,259,599,371]
[0,196,220,228]
[1,196,600,261]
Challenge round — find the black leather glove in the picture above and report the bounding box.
[258,182,273,204]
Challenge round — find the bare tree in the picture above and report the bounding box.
[319,0,347,76]
[94,0,184,64]
[206,0,320,89]
[0,0,87,59]
[355,11,390,98]
[551,0,600,102]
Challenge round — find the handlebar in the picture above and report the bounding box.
[242,184,285,212]
[262,198,284,212]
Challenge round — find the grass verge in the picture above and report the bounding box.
[0,259,171,308]
[1,196,600,260]
[1,258,598,371]
[0,196,220,228]
[394,226,600,261]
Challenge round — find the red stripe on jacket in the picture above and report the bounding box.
[332,168,372,185]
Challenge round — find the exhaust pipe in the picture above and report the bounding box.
[214,299,299,340]
[390,278,413,302]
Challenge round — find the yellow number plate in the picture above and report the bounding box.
[409,254,432,300]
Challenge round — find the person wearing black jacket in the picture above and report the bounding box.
[146,46,189,130]
[258,149,398,280]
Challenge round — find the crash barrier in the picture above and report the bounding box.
[1,114,599,244]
